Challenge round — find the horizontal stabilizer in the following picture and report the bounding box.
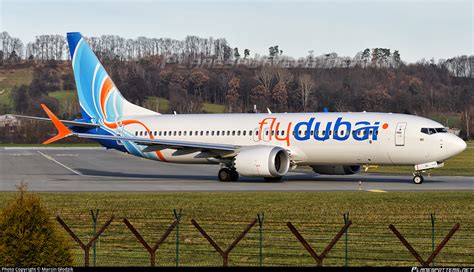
[14,114,99,128]
[40,104,74,144]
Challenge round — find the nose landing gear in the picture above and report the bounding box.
[413,174,424,184]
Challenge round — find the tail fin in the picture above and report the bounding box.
[66,32,158,123]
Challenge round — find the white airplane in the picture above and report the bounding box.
[22,32,467,184]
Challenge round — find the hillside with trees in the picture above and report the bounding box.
[0,31,472,142]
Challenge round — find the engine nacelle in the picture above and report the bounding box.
[234,146,290,177]
[311,165,361,175]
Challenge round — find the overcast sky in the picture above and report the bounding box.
[1,0,472,62]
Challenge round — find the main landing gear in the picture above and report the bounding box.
[218,168,239,182]
[412,171,424,184]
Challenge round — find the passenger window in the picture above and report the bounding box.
[216,131,220,136]
[255,131,258,136]
[206,131,209,136]
[237,131,241,136]
[190,131,193,136]
[178,131,182,136]
[249,130,252,136]
[159,131,162,136]
[243,130,246,136]
[163,131,167,136]
[144,131,148,136]
[140,131,143,136]
[211,131,214,136]
[266,130,269,136]
[184,131,187,136]
[135,131,138,136]
[232,131,236,136]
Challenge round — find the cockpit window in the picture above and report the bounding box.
[421,127,448,135]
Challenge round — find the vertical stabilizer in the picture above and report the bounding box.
[66,32,158,123]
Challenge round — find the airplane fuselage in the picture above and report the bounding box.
[93,112,465,167]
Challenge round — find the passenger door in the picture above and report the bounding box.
[395,122,407,146]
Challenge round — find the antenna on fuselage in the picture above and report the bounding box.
[267,108,272,114]
[323,107,329,112]
[173,111,177,115]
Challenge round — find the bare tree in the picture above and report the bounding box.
[298,74,315,111]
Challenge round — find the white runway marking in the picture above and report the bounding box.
[37,151,83,176]
[367,189,387,193]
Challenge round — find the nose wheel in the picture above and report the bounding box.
[218,168,239,182]
[413,174,424,184]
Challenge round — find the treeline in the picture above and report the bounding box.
[1,31,473,77]
[7,58,473,138]
[1,31,473,140]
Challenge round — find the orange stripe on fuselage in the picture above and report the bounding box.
[104,119,166,162]
[98,77,166,161]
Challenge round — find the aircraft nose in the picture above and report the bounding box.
[446,135,467,157]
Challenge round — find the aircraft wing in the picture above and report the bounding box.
[76,133,238,152]
[14,114,99,128]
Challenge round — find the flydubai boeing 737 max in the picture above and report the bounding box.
[19,32,467,184]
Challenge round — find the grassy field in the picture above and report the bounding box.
[47,91,226,114]
[0,68,34,109]
[372,141,474,176]
[202,102,226,113]
[0,191,472,267]
[429,115,461,129]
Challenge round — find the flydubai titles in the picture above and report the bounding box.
[257,117,389,146]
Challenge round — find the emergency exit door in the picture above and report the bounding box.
[395,122,407,146]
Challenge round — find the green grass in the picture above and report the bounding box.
[202,102,226,113]
[0,68,33,109]
[145,96,169,113]
[49,90,77,114]
[146,96,225,113]
[0,192,472,267]
[429,115,461,129]
[372,141,474,176]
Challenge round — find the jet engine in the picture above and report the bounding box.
[311,165,361,175]
[234,146,290,177]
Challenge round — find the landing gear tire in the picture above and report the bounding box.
[413,175,424,184]
[230,170,239,181]
[218,168,239,182]
[218,168,231,182]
